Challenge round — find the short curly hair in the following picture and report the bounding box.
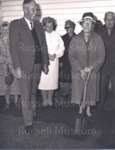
[0,21,10,36]
[65,20,76,30]
[42,16,57,30]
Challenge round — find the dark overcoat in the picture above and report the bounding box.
[68,31,105,106]
[97,25,115,76]
[59,33,76,83]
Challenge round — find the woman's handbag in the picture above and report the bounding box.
[5,63,14,85]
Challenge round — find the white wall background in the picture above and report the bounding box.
[1,0,115,35]
[0,0,2,25]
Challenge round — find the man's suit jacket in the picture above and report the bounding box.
[97,25,115,76]
[9,18,49,74]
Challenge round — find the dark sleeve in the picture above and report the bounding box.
[9,20,20,69]
[38,22,49,65]
[92,35,106,73]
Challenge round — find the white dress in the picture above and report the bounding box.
[39,31,65,90]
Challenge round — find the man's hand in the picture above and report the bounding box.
[60,62,63,67]
[49,54,56,61]
[14,67,22,78]
[43,64,48,74]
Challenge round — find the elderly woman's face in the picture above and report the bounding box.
[1,26,9,37]
[82,19,93,33]
[45,22,53,33]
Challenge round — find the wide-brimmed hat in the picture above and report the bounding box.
[79,12,96,24]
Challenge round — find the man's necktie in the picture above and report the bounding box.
[30,21,34,30]
[30,21,41,64]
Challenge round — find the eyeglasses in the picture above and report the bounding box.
[64,26,71,29]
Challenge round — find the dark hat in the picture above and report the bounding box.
[79,12,96,23]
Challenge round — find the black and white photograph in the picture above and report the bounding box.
[0,0,115,149]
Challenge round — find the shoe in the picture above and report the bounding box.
[25,125,34,134]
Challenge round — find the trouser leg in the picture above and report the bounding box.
[99,75,109,107]
[30,64,41,112]
[110,76,115,108]
[19,76,33,126]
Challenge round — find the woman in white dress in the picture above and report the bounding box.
[38,17,65,106]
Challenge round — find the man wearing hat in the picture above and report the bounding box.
[69,12,105,116]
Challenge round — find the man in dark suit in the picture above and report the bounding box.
[97,11,115,109]
[9,0,49,133]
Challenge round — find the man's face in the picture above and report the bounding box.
[82,19,93,33]
[34,4,41,21]
[24,1,36,21]
[105,13,115,29]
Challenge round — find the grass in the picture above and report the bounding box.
[0,114,99,149]
[0,90,115,149]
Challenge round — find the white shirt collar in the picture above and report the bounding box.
[24,17,33,30]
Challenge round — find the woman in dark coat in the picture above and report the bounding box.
[59,20,76,97]
[69,12,105,116]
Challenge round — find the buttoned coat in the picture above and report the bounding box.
[9,18,49,74]
[69,31,105,106]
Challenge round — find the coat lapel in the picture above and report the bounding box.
[88,32,96,60]
[78,31,87,63]
[20,18,34,39]
[34,21,41,45]
[78,31,96,66]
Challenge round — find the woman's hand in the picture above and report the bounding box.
[84,66,93,73]
[80,69,86,79]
